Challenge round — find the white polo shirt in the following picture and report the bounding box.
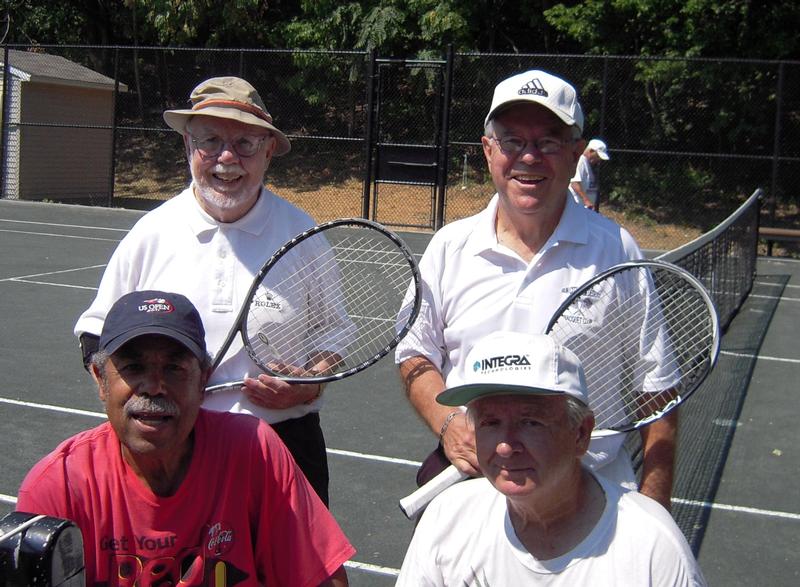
[395,193,643,471]
[75,185,319,424]
[397,475,706,586]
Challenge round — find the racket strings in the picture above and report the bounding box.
[244,226,417,377]
[549,265,717,430]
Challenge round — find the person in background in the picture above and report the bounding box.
[74,76,336,505]
[397,332,705,586]
[395,69,677,512]
[570,138,610,211]
[21,290,354,586]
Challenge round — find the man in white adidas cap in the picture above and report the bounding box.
[571,138,610,210]
[397,332,705,586]
[396,69,678,512]
[75,77,335,505]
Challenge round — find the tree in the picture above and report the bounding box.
[544,0,800,59]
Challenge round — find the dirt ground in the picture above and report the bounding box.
[113,177,793,256]
[269,178,703,251]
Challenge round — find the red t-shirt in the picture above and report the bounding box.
[17,409,355,586]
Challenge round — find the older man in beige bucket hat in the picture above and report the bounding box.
[75,77,335,505]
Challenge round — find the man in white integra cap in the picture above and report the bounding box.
[396,332,706,586]
[571,137,610,210]
[74,77,337,505]
[396,69,678,512]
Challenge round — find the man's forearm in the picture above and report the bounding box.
[399,355,449,435]
[638,409,678,511]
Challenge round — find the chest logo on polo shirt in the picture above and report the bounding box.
[560,286,600,325]
[253,291,282,311]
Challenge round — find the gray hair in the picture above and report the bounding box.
[91,347,212,381]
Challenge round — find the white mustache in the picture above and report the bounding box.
[124,395,179,417]
[211,164,245,175]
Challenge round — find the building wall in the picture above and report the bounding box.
[18,82,115,201]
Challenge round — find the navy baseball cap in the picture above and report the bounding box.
[99,291,207,360]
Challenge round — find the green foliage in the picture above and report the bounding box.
[544,0,800,59]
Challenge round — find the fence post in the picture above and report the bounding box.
[769,61,784,225]
[107,46,120,208]
[600,56,608,138]
[361,49,376,220]
[0,45,9,199]
[434,45,454,230]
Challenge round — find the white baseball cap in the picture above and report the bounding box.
[484,69,584,132]
[587,138,610,160]
[436,332,589,406]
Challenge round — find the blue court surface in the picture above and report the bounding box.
[0,199,798,586]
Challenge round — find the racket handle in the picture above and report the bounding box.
[205,381,245,394]
[398,465,468,519]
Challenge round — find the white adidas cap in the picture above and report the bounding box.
[436,332,589,406]
[587,138,610,160]
[484,69,584,132]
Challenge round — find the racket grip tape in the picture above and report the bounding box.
[398,465,468,519]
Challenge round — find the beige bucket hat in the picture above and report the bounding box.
[163,76,291,156]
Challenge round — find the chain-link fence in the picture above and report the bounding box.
[1,44,797,251]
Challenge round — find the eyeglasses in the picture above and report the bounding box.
[189,134,268,158]
[491,135,572,156]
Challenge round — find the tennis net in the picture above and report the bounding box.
[656,188,762,332]
[629,188,764,553]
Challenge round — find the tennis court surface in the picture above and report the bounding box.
[1,197,798,586]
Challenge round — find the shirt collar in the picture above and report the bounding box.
[185,185,273,237]
[464,191,589,256]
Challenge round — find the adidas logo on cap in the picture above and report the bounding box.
[518,78,548,98]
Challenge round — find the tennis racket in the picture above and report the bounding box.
[399,259,720,518]
[206,218,421,391]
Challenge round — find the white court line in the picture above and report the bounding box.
[6,279,98,291]
[3,395,798,524]
[344,560,399,577]
[328,447,421,467]
[0,397,106,419]
[755,281,799,290]
[719,350,800,364]
[0,397,422,467]
[1,264,106,283]
[672,497,800,521]
[0,218,130,232]
[749,293,800,303]
[0,228,121,242]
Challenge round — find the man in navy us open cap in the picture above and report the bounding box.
[17,288,355,585]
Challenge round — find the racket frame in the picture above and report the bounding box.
[545,258,721,432]
[207,217,421,388]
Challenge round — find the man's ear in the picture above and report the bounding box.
[199,367,212,395]
[89,363,107,402]
[481,135,494,166]
[183,133,192,162]
[575,411,595,456]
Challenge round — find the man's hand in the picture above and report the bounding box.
[243,373,321,409]
[400,355,481,477]
[440,411,480,477]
